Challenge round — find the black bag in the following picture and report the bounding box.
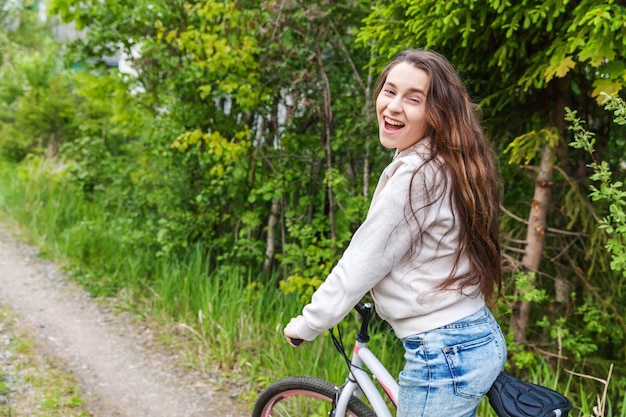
[487,372,573,417]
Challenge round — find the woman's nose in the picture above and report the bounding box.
[387,97,402,113]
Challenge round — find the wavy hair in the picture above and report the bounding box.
[374,49,502,306]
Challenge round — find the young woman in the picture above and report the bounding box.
[284,49,507,417]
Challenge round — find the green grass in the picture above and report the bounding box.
[0,307,91,417]
[1,157,625,416]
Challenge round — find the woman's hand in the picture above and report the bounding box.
[284,315,305,347]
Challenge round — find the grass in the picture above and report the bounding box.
[1,157,625,416]
[0,307,91,417]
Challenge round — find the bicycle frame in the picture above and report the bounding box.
[334,339,399,417]
[332,303,399,417]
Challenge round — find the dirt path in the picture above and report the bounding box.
[0,224,250,417]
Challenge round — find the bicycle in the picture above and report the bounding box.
[252,302,573,417]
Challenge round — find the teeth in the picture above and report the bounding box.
[384,117,403,126]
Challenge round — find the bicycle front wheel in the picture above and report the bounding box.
[252,376,376,417]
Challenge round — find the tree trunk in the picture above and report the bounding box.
[316,46,337,253]
[46,133,58,158]
[263,199,279,272]
[362,54,374,198]
[510,143,555,343]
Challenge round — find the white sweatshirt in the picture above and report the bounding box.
[294,138,484,341]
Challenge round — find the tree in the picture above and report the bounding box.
[43,0,380,280]
[0,2,77,161]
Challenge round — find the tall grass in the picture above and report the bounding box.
[0,158,384,397]
[1,157,624,416]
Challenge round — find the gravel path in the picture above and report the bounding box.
[0,224,250,417]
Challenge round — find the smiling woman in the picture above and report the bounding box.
[376,63,430,151]
[284,49,505,417]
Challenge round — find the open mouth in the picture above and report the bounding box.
[384,116,404,131]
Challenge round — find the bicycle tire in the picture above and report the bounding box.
[252,375,377,417]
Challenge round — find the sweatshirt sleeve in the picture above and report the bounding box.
[294,158,431,341]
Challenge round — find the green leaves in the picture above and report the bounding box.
[566,107,596,154]
[172,128,251,177]
[545,54,576,81]
[510,271,549,303]
[361,0,626,119]
[156,1,264,111]
[505,127,560,165]
[568,93,626,279]
[0,32,79,161]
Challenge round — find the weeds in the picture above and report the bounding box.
[0,307,91,417]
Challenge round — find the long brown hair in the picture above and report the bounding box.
[374,49,502,307]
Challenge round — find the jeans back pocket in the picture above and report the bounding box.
[443,332,504,399]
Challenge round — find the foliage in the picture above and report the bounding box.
[565,93,626,414]
[40,0,379,275]
[568,94,626,283]
[0,18,76,161]
[0,0,19,31]
[359,0,626,107]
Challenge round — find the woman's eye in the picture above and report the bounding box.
[383,89,395,95]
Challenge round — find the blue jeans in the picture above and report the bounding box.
[396,306,507,417]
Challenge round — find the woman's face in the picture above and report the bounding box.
[376,62,430,152]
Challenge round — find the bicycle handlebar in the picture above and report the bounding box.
[288,302,373,346]
[289,338,304,346]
